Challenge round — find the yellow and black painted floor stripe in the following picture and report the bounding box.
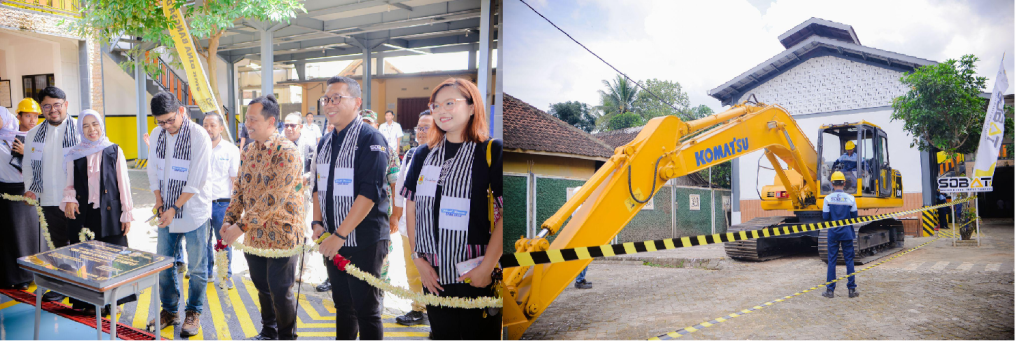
[649,235,945,340]
[2,274,430,340]
[501,196,975,268]
[133,159,148,169]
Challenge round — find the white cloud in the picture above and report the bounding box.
[506,0,1015,114]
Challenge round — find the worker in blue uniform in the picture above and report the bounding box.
[822,171,859,299]
[836,140,858,172]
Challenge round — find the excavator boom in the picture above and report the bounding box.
[503,104,820,339]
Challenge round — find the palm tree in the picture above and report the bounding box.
[598,74,639,116]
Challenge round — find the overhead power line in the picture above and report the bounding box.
[518,0,691,118]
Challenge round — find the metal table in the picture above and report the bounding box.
[18,241,172,340]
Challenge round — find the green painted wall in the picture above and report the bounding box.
[535,177,587,246]
[504,175,528,253]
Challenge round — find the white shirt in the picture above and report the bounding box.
[22,121,72,206]
[0,140,22,183]
[208,140,240,200]
[396,149,413,236]
[302,124,322,141]
[146,126,213,233]
[379,121,403,151]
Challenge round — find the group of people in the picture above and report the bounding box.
[0,76,502,340]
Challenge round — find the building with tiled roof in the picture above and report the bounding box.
[503,93,615,252]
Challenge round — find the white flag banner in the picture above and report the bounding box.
[971,56,1009,181]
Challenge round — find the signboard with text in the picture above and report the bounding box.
[937,176,993,193]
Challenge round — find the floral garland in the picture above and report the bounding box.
[1,193,55,250]
[220,234,502,309]
[78,228,95,242]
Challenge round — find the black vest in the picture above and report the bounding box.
[69,144,122,239]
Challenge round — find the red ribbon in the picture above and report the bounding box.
[332,255,350,271]
[214,239,229,252]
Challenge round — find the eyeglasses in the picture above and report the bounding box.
[429,98,469,113]
[156,114,178,127]
[41,101,65,113]
[319,95,358,106]
[415,126,430,132]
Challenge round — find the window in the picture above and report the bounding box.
[22,74,54,101]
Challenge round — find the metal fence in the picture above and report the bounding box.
[504,174,731,253]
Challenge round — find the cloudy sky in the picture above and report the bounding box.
[505,0,1015,113]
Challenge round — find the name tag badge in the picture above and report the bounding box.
[416,165,441,198]
[333,167,354,197]
[438,196,471,232]
[30,143,44,161]
[316,164,329,190]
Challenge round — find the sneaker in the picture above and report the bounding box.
[315,279,331,292]
[13,282,29,290]
[396,311,426,326]
[180,311,201,337]
[822,290,834,298]
[574,281,592,289]
[147,310,180,332]
[249,328,278,340]
[849,288,859,298]
[42,291,65,302]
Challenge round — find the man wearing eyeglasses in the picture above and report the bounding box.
[311,76,391,340]
[393,109,433,326]
[145,91,213,337]
[21,86,80,303]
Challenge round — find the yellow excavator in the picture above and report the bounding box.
[502,101,906,339]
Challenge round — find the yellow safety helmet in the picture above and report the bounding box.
[830,171,846,182]
[845,140,856,150]
[17,98,40,114]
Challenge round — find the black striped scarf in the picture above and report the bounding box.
[154,120,199,219]
[316,121,364,248]
[29,116,79,193]
[414,141,478,285]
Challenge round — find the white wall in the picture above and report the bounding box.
[734,55,924,201]
[0,30,58,108]
[102,53,153,117]
[57,38,80,116]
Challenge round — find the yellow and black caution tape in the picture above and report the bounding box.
[500,196,975,269]
[649,233,945,340]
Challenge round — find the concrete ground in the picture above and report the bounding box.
[0,169,430,339]
[522,219,1014,340]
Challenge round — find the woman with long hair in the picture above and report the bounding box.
[401,78,502,339]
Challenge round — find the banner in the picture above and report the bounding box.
[161,0,219,114]
[971,55,1008,183]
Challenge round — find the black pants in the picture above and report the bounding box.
[424,279,502,339]
[42,206,71,248]
[938,207,950,229]
[326,240,388,340]
[245,253,299,340]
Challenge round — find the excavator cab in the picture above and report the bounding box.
[817,122,893,198]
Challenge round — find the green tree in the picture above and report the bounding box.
[549,101,597,133]
[693,104,715,118]
[63,0,305,114]
[632,78,693,120]
[605,112,644,131]
[598,74,639,116]
[891,54,991,154]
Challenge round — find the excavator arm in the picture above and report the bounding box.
[503,104,820,339]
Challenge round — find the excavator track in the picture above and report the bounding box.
[724,216,817,261]
[817,218,905,265]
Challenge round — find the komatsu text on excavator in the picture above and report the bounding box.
[502,101,906,339]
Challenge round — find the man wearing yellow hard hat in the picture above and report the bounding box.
[835,139,860,168]
[822,171,859,299]
[7,98,42,157]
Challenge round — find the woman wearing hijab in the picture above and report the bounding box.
[0,107,40,290]
[61,109,136,314]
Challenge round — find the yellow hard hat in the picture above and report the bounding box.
[17,98,40,114]
[845,140,855,150]
[830,171,846,182]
